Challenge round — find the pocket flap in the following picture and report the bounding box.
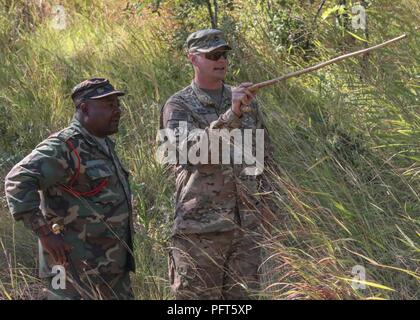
[85,160,113,180]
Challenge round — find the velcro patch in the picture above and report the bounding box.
[170,111,188,120]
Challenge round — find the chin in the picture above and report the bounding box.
[107,126,119,136]
[214,74,226,82]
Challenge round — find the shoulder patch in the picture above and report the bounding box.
[170,110,189,120]
[52,127,79,142]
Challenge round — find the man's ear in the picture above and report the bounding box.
[79,102,89,115]
[188,52,197,66]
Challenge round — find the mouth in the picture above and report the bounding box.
[214,67,226,72]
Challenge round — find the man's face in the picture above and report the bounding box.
[190,48,230,81]
[83,95,122,137]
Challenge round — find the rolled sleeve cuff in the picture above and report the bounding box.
[217,108,242,129]
[14,211,50,236]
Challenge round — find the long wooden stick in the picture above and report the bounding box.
[249,33,407,92]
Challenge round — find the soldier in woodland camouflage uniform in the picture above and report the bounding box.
[160,29,272,299]
[5,78,135,300]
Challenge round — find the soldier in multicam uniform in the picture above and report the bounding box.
[5,78,135,300]
[160,29,272,299]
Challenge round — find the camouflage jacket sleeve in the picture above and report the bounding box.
[161,99,242,166]
[4,137,72,236]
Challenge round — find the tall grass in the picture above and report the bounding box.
[0,0,418,299]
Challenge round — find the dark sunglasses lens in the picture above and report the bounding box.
[206,51,228,61]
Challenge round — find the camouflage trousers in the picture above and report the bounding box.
[46,271,134,300]
[168,225,262,300]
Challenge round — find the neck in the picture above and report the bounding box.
[194,74,223,90]
[86,127,106,139]
[75,113,106,138]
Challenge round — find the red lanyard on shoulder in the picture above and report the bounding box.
[58,139,109,197]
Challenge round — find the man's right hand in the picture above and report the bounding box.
[231,82,257,117]
[39,232,72,265]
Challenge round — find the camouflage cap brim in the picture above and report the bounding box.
[194,44,232,53]
[90,90,125,100]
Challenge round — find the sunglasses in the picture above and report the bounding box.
[202,51,229,61]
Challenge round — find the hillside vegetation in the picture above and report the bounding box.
[0,0,418,299]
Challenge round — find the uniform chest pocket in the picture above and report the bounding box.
[84,160,121,204]
[195,108,219,125]
[85,160,113,178]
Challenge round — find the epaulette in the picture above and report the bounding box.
[48,126,80,143]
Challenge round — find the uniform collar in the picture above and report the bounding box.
[191,80,232,108]
[69,117,115,155]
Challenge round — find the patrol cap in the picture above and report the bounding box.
[71,77,124,106]
[186,29,232,53]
